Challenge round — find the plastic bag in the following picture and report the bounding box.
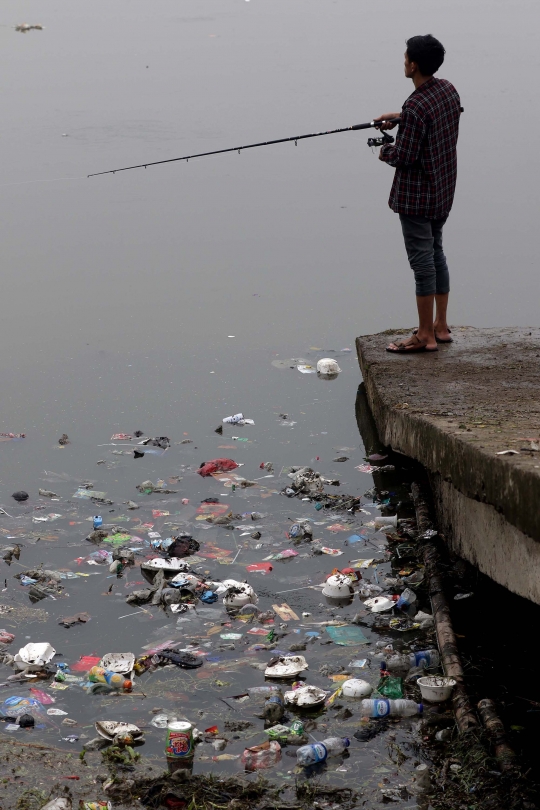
[197,458,239,477]
[377,675,404,699]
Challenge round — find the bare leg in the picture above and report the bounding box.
[387,294,436,352]
[415,295,436,349]
[413,292,451,340]
[433,293,451,340]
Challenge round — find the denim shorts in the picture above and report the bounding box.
[399,214,450,297]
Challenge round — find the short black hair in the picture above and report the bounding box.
[406,34,445,76]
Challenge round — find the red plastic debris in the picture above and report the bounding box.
[70,655,101,672]
[246,562,273,573]
[197,458,238,477]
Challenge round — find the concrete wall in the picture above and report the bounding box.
[356,329,540,605]
[430,473,540,604]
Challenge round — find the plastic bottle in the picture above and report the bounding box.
[263,693,284,722]
[361,699,423,718]
[250,687,284,721]
[88,666,132,691]
[247,685,283,697]
[322,737,350,756]
[296,737,350,766]
[395,588,417,610]
[93,515,103,530]
[381,649,440,672]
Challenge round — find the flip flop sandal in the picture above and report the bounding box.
[386,335,438,354]
[413,328,452,344]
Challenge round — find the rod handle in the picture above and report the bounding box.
[351,118,401,131]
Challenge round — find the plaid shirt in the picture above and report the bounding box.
[379,77,461,219]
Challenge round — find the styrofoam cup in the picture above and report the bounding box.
[417,676,456,702]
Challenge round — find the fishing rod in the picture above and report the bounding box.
[87,118,400,178]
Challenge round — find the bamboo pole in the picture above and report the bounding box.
[411,482,478,733]
[477,698,517,771]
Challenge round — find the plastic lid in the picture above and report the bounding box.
[418,703,423,713]
[343,737,350,747]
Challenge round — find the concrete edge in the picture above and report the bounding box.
[356,337,540,544]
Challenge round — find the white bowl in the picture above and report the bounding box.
[417,676,456,702]
[223,580,258,607]
[322,574,354,599]
[317,358,342,376]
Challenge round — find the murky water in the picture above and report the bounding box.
[1,367,426,803]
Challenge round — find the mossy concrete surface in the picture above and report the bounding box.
[356,326,540,604]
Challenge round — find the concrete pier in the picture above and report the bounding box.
[356,326,540,605]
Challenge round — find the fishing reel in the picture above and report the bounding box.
[367,130,395,148]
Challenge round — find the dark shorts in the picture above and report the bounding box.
[399,214,450,297]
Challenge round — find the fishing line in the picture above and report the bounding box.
[0,176,86,189]
[88,118,401,177]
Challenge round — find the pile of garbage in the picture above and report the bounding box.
[0,420,467,808]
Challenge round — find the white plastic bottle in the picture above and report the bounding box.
[322,737,350,757]
[296,743,327,766]
[361,699,423,718]
[296,737,350,766]
[381,649,440,672]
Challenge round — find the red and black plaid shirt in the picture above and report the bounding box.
[379,77,461,219]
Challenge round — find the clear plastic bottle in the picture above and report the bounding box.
[381,649,440,672]
[361,699,423,718]
[296,737,350,766]
[322,737,350,756]
[247,685,283,697]
[395,588,417,610]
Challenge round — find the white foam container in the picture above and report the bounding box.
[322,573,354,598]
[99,652,135,674]
[284,684,327,707]
[417,676,456,702]
[13,642,56,671]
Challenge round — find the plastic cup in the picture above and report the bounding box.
[374,515,398,528]
[417,676,456,702]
